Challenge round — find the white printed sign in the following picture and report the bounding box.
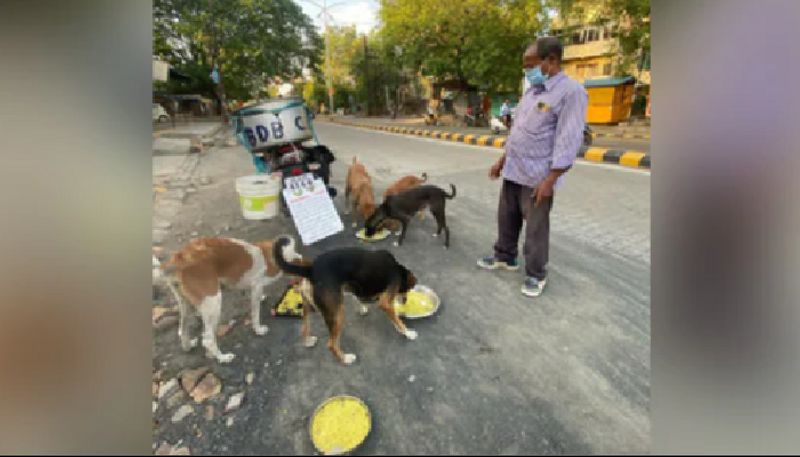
[283,175,343,245]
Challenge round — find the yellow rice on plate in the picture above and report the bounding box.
[393,286,439,319]
[273,287,303,317]
[310,396,371,455]
[355,228,390,242]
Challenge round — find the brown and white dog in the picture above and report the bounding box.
[344,156,377,228]
[158,237,302,363]
[382,173,428,231]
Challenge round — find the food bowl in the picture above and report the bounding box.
[355,228,391,242]
[393,285,440,319]
[310,395,371,455]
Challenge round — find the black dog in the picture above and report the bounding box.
[365,184,456,248]
[273,236,418,365]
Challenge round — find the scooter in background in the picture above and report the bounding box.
[490,115,509,134]
[464,106,487,127]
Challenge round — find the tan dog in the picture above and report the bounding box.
[383,172,428,199]
[345,156,377,227]
[158,237,302,363]
[382,173,428,231]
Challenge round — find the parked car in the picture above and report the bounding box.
[153,103,170,123]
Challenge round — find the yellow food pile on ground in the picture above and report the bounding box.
[395,290,435,317]
[311,397,371,455]
[356,228,390,241]
[274,287,303,317]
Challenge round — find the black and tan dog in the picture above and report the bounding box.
[273,236,418,365]
[365,184,456,248]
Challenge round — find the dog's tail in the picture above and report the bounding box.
[420,172,428,182]
[445,183,456,199]
[352,156,358,166]
[274,236,312,278]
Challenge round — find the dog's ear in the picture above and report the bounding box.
[364,208,380,231]
[407,269,417,289]
[398,265,417,292]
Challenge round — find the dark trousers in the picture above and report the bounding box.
[493,179,553,280]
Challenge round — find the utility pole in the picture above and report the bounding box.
[323,0,334,113]
[363,34,369,116]
[207,0,228,123]
[300,0,346,114]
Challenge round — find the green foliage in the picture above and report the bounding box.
[322,25,361,88]
[378,0,546,92]
[609,0,649,76]
[351,32,407,114]
[153,0,322,100]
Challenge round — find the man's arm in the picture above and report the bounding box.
[534,86,589,206]
[489,152,506,180]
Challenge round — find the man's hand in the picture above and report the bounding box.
[489,155,505,180]
[534,178,555,207]
[533,169,568,207]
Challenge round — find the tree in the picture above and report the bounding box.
[609,0,650,76]
[321,25,361,89]
[153,0,322,116]
[351,31,407,115]
[379,0,546,92]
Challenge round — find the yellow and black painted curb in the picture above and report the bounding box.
[327,118,650,169]
[578,147,650,168]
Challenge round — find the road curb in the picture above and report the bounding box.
[592,131,650,140]
[327,118,650,170]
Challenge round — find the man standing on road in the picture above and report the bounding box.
[478,37,588,297]
[500,98,512,128]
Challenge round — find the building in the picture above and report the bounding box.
[153,58,169,82]
[550,13,650,86]
[549,6,650,122]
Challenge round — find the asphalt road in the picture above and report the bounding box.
[338,117,651,154]
[153,122,650,454]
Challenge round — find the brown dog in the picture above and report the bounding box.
[383,173,428,231]
[345,156,377,227]
[157,237,302,363]
[383,172,428,199]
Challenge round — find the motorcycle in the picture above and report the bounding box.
[424,110,439,126]
[231,100,337,217]
[463,106,487,127]
[251,142,336,217]
[490,115,511,134]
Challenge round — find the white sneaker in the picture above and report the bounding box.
[521,276,547,297]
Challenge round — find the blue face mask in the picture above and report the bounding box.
[525,65,548,86]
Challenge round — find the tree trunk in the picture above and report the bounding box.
[217,78,228,121]
[393,86,400,119]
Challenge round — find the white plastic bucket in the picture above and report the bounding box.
[235,174,281,220]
